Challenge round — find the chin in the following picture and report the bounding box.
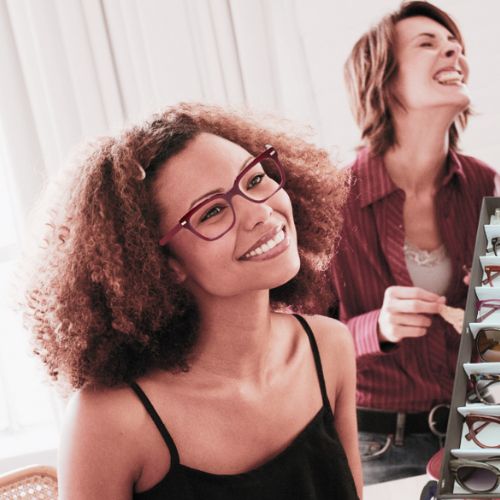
[269,257,301,289]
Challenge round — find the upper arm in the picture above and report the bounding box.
[305,315,363,498]
[58,388,141,500]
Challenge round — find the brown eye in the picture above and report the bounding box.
[247,173,265,189]
[200,204,227,222]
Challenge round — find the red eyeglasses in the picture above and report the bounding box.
[159,146,285,245]
[482,265,500,287]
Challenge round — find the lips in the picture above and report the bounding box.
[433,67,464,85]
[238,225,286,260]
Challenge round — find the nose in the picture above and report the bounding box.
[233,197,273,231]
[443,40,462,59]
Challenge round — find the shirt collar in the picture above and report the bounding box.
[356,147,466,208]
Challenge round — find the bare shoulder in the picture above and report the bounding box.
[64,384,141,441]
[58,384,145,499]
[300,314,354,358]
[298,314,355,403]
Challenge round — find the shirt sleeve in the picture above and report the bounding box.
[494,173,500,196]
[345,308,398,357]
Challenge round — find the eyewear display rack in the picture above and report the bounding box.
[438,197,500,499]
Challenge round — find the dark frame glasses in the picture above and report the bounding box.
[159,145,285,245]
[489,236,500,256]
[475,327,500,361]
[470,373,500,405]
[450,457,500,493]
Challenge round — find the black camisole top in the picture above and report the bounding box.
[130,314,359,499]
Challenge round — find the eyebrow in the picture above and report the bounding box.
[188,155,255,209]
[412,32,458,42]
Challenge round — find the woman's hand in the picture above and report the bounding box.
[377,286,445,343]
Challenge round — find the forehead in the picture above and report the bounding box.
[154,133,251,218]
[395,15,454,44]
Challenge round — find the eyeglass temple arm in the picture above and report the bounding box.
[483,269,500,286]
[465,420,490,441]
[477,302,500,322]
[159,222,184,246]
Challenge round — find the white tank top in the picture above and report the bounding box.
[404,240,452,296]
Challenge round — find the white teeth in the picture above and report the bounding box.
[267,239,277,250]
[243,228,286,259]
[434,70,463,85]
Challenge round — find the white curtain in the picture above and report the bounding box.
[0,0,317,468]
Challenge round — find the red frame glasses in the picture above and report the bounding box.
[476,299,500,322]
[159,146,285,246]
[482,265,500,286]
[464,414,500,448]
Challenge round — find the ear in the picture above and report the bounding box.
[167,256,188,284]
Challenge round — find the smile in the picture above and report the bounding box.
[239,226,289,261]
[433,69,464,86]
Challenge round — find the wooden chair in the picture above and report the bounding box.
[0,464,58,499]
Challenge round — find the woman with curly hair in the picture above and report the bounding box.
[23,103,362,499]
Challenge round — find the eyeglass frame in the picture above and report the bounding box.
[464,414,500,449]
[158,145,285,246]
[475,326,500,361]
[489,236,500,256]
[449,457,500,493]
[482,265,500,287]
[470,373,500,404]
[476,300,500,322]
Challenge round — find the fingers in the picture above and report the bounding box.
[390,313,432,328]
[378,316,428,343]
[384,286,445,314]
[385,286,444,303]
[378,286,445,343]
[389,298,443,314]
[394,326,427,339]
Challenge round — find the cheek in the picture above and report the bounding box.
[171,237,238,289]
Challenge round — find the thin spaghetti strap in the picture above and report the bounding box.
[130,382,180,465]
[292,314,332,412]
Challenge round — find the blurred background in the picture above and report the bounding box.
[1,0,499,473]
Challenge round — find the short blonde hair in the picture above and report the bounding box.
[345,1,469,156]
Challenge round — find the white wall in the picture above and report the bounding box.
[291,0,500,166]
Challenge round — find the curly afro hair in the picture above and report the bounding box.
[22,103,349,389]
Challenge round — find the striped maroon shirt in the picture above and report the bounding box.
[330,148,496,412]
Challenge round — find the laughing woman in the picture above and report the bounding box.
[23,103,362,499]
[330,0,498,485]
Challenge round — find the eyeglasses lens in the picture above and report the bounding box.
[477,329,500,362]
[457,465,497,492]
[238,158,283,202]
[190,158,283,240]
[470,419,500,448]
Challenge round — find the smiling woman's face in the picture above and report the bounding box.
[153,133,301,300]
[391,15,470,114]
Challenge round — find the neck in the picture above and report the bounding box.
[384,108,453,193]
[190,289,274,382]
